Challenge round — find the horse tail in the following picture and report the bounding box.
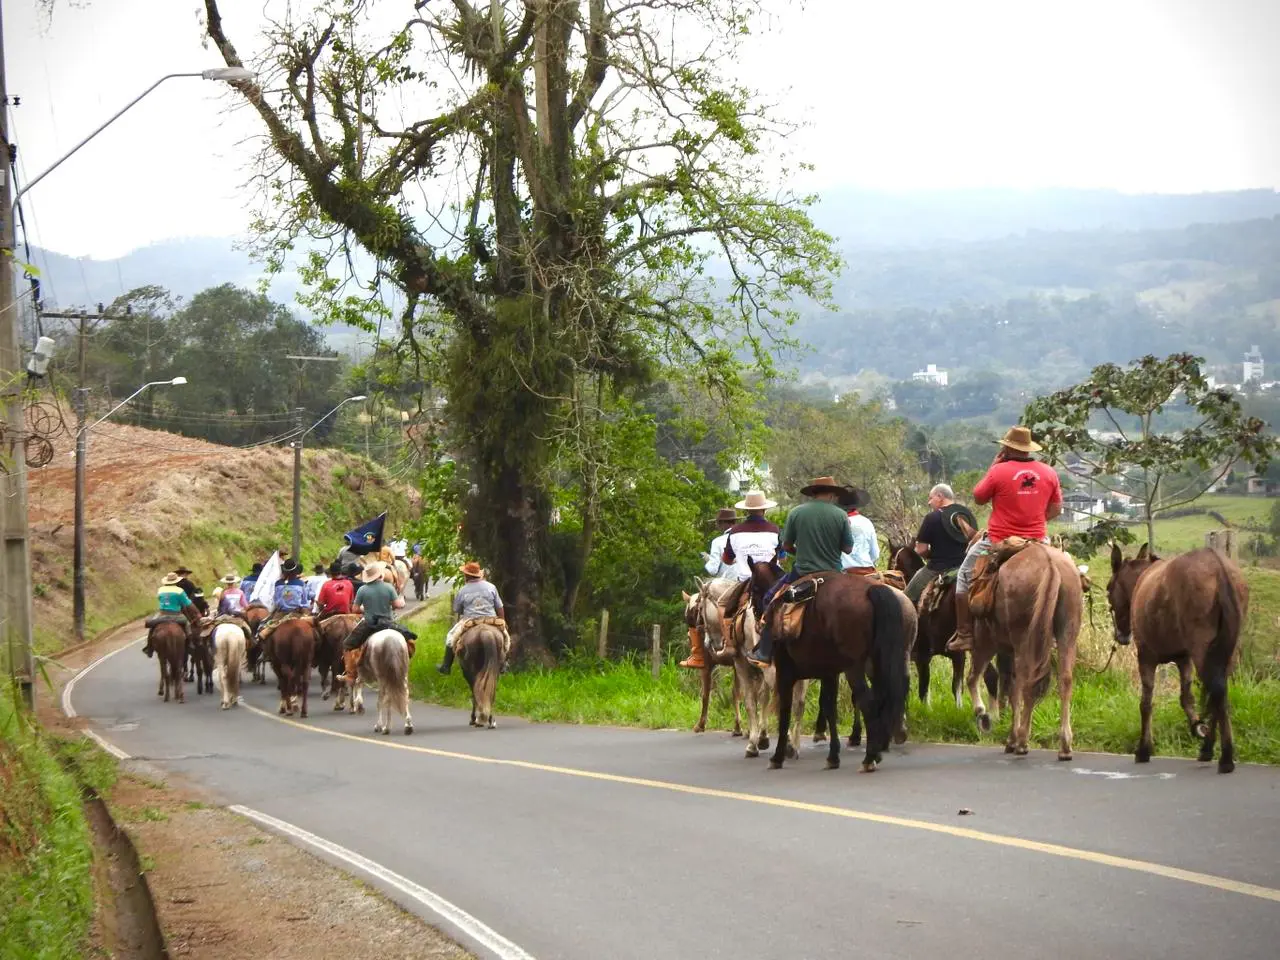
[473,630,501,722]
[867,585,908,747]
[219,626,244,698]
[1024,546,1062,696]
[1205,551,1242,717]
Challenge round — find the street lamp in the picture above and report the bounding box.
[292,396,367,560]
[72,377,186,643]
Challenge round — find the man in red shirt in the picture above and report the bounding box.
[948,426,1062,652]
[315,561,358,618]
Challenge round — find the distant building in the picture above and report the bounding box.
[726,458,771,496]
[911,363,949,387]
[1243,345,1264,383]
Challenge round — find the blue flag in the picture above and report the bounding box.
[343,512,386,555]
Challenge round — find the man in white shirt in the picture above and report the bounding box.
[389,536,410,560]
[838,487,880,574]
[683,507,738,668]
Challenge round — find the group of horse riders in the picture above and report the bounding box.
[685,425,1062,666]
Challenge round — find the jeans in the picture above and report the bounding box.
[905,566,935,604]
[752,570,799,660]
[955,536,991,596]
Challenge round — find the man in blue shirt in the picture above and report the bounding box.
[838,487,880,575]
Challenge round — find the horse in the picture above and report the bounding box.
[243,603,271,683]
[269,617,316,718]
[458,621,505,729]
[890,544,1003,708]
[1107,544,1247,773]
[315,613,360,704]
[372,548,411,597]
[149,621,187,704]
[350,629,414,735]
[410,555,429,601]
[185,623,216,696]
[682,578,747,737]
[965,543,1083,759]
[213,623,245,710]
[769,572,909,772]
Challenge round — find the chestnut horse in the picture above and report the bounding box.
[315,613,359,705]
[682,579,747,737]
[269,617,316,718]
[965,544,1083,759]
[150,621,187,703]
[459,622,505,729]
[410,556,429,601]
[1107,545,1247,773]
[243,603,271,684]
[769,572,909,771]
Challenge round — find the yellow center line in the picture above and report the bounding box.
[239,701,1280,905]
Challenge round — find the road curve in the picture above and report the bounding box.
[70,635,1280,960]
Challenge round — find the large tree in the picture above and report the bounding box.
[201,0,837,658]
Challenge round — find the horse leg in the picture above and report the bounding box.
[731,669,744,737]
[693,664,711,734]
[299,658,311,719]
[966,646,995,734]
[157,654,166,698]
[403,674,414,735]
[1056,636,1076,762]
[1216,699,1235,774]
[1135,658,1156,763]
[757,669,771,751]
[739,661,761,758]
[787,680,807,759]
[1171,656,1204,740]
[769,656,795,770]
[919,646,934,706]
[848,672,862,747]
[949,652,964,708]
[820,677,840,770]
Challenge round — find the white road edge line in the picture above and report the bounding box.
[62,635,146,719]
[84,728,130,760]
[228,804,537,960]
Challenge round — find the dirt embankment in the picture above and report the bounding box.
[25,417,418,653]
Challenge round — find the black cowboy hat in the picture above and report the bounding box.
[250,562,264,575]
[799,475,845,496]
[327,560,341,577]
[174,566,193,576]
[941,503,979,545]
[837,486,871,509]
[281,558,302,577]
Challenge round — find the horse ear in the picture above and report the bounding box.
[1136,543,1150,561]
[682,591,691,603]
[1110,543,1123,573]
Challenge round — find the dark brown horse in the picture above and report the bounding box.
[243,603,271,684]
[269,618,316,718]
[459,622,506,728]
[315,613,359,705]
[149,621,187,703]
[185,625,215,696]
[410,556,429,601]
[890,544,1003,708]
[965,544,1083,759]
[1107,544,1247,773]
[769,572,908,771]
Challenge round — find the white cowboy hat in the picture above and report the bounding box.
[734,489,777,511]
[360,563,385,583]
[160,572,182,586]
[220,574,241,585]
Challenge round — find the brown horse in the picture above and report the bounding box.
[1107,545,1247,773]
[315,613,359,705]
[770,573,909,771]
[185,623,216,695]
[890,544,1003,708]
[459,622,505,729]
[149,621,187,703]
[410,556,428,601]
[965,544,1083,759]
[243,603,271,683]
[682,579,747,737]
[269,617,316,718]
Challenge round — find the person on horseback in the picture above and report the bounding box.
[438,562,511,674]
[340,563,418,684]
[217,574,249,617]
[142,572,201,658]
[681,507,740,669]
[315,561,356,618]
[747,476,854,667]
[709,491,782,656]
[174,566,209,616]
[904,484,978,605]
[837,487,879,575]
[240,562,265,600]
[948,426,1062,652]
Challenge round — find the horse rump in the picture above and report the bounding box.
[213,623,245,708]
[460,624,503,728]
[1204,552,1243,718]
[866,585,908,753]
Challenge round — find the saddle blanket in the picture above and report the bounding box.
[448,617,512,659]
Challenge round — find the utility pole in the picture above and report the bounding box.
[292,406,303,561]
[0,1,37,708]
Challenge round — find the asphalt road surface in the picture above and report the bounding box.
[69,624,1280,960]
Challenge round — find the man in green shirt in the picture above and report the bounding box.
[340,563,417,684]
[746,476,854,667]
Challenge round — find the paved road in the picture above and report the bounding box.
[71,628,1280,960]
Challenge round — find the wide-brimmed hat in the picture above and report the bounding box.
[459,561,484,578]
[342,562,361,577]
[281,558,302,577]
[941,503,979,545]
[996,426,1042,453]
[360,563,385,583]
[799,476,844,496]
[837,486,871,509]
[174,566,193,576]
[734,490,777,511]
[714,508,738,525]
[161,572,182,586]
[220,574,240,585]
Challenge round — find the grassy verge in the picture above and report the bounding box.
[0,690,95,960]
[406,602,1280,764]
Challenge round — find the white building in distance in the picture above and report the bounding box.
[1243,345,1264,383]
[912,363,949,387]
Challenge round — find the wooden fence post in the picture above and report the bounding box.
[1205,529,1239,559]
[597,609,610,659]
[651,623,662,679]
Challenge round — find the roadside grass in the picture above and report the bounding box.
[406,593,1280,765]
[0,690,95,960]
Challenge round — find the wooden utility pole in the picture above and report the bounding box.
[0,0,37,707]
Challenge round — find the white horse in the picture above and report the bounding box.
[213,623,245,710]
[350,629,414,735]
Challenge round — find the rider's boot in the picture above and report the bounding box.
[679,627,707,669]
[946,592,974,652]
[141,635,155,658]
[436,645,456,675]
[746,623,773,668]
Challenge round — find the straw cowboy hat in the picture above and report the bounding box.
[734,490,777,511]
[799,475,845,496]
[459,561,484,578]
[996,426,1042,453]
[837,486,871,509]
[360,563,386,583]
[160,572,182,586]
[220,574,241,585]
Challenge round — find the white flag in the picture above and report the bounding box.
[250,551,282,610]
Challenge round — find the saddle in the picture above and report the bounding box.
[919,569,958,615]
[451,617,507,654]
[860,569,907,592]
[766,573,828,644]
[144,614,190,630]
[968,535,1033,619]
[204,614,252,644]
[257,610,312,643]
[715,580,752,655]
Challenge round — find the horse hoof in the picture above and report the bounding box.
[322,692,330,701]
[1218,759,1235,774]
[977,713,992,734]
[758,736,770,750]
[1013,746,1028,757]
[892,730,907,746]
[745,745,759,758]
[812,732,827,743]
[1058,751,1072,762]
[334,703,344,712]
[692,723,705,734]
[300,710,308,719]
[848,736,862,748]
[731,730,743,738]
[356,704,365,714]
[1197,745,1214,763]
[785,745,798,760]
[487,720,496,729]
[1194,721,1209,738]
[381,727,390,737]
[405,725,413,735]
[1135,745,1152,763]
[1004,743,1016,754]
[768,759,783,770]
[824,758,839,771]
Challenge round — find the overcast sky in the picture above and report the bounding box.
[7,0,1279,259]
